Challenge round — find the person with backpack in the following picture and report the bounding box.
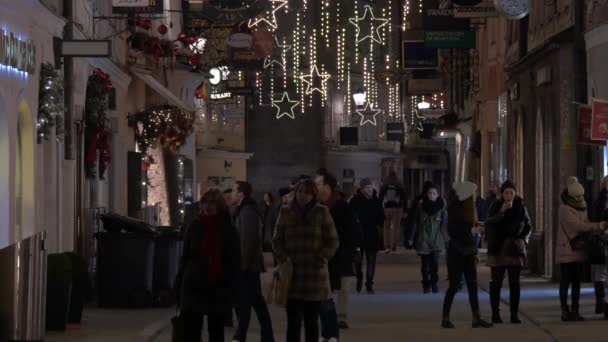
[379,171,406,253]
[232,181,275,342]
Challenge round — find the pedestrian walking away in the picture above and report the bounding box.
[591,175,608,318]
[379,171,406,252]
[408,184,446,294]
[174,189,241,342]
[441,181,492,329]
[557,177,608,322]
[232,181,275,342]
[272,179,339,342]
[315,169,362,341]
[350,178,385,296]
[484,180,532,324]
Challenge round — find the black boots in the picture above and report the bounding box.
[472,312,493,328]
[432,283,439,294]
[595,282,605,314]
[561,305,585,322]
[489,280,502,324]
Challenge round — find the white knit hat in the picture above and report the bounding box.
[453,181,478,201]
[566,176,585,198]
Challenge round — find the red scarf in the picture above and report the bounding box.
[200,213,224,285]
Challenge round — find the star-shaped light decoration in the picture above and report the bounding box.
[248,0,288,30]
[300,65,331,96]
[349,5,390,44]
[264,36,292,69]
[273,92,300,120]
[356,102,383,126]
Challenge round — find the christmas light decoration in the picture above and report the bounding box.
[248,0,288,30]
[128,105,195,154]
[349,5,390,44]
[37,63,64,142]
[263,36,291,69]
[300,65,331,96]
[273,92,300,120]
[356,102,383,126]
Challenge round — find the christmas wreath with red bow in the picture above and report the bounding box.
[128,105,194,155]
[84,68,113,179]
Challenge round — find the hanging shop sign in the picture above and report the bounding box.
[591,98,608,141]
[578,105,606,146]
[402,41,439,70]
[210,92,233,100]
[424,31,476,49]
[61,40,112,57]
[454,5,498,18]
[419,109,447,119]
[112,0,163,14]
[422,8,469,30]
[0,29,36,73]
[386,122,405,142]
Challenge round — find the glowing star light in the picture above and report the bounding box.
[264,36,292,69]
[248,0,288,30]
[356,102,383,126]
[349,5,390,44]
[300,65,331,96]
[273,92,300,120]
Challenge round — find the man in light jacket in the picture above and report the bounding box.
[232,181,275,342]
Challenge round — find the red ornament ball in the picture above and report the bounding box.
[177,33,187,41]
[157,24,168,35]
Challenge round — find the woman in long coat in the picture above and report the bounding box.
[273,179,339,342]
[175,189,241,342]
[557,177,607,321]
[485,180,531,324]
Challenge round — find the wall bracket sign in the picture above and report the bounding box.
[61,40,112,57]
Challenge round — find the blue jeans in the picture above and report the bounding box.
[234,271,275,342]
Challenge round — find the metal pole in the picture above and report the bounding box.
[64,0,74,161]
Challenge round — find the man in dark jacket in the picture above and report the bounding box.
[350,178,385,294]
[315,169,362,340]
[232,181,275,342]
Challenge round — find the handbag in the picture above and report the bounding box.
[171,307,185,342]
[266,260,292,307]
[561,225,590,251]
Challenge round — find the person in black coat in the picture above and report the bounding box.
[404,181,435,249]
[591,176,608,317]
[484,180,532,324]
[315,169,362,341]
[350,178,385,294]
[175,189,242,342]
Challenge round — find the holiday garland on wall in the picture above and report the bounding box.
[128,105,195,155]
[37,63,64,142]
[84,68,114,179]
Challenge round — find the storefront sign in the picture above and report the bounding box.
[210,92,232,100]
[419,109,446,119]
[0,29,36,73]
[591,99,608,141]
[112,0,149,6]
[112,0,163,13]
[424,31,476,49]
[454,6,498,18]
[402,41,438,70]
[577,106,605,145]
[386,122,405,142]
[422,8,469,30]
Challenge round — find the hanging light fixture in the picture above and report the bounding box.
[417,101,431,110]
[353,88,367,107]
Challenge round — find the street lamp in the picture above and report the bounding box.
[353,89,367,107]
[417,101,431,110]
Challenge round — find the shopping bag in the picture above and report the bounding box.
[266,260,292,307]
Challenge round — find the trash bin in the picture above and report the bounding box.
[153,226,184,307]
[65,252,91,324]
[100,213,157,235]
[96,232,155,308]
[46,253,72,331]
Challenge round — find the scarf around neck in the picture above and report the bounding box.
[561,190,587,211]
[422,197,444,216]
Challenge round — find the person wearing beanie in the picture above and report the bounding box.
[408,183,447,294]
[557,177,608,321]
[591,176,608,318]
[441,181,493,329]
[484,180,532,324]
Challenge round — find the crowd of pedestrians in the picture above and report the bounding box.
[173,170,608,341]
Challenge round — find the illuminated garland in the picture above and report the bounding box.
[128,105,195,155]
[37,63,64,142]
[84,69,113,179]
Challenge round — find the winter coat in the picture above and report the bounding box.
[556,201,602,264]
[176,214,241,314]
[485,196,532,267]
[272,202,339,301]
[349,191,385,251]
[446,198,478,256]
[590,190,608,264]
[234,197,265,273]
[411,198,447,255]
[327,195,362,290]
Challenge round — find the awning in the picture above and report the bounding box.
[130,68,195,112]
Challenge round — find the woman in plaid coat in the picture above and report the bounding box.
[273,178,339,342]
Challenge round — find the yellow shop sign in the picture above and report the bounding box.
[0,29,36,73]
